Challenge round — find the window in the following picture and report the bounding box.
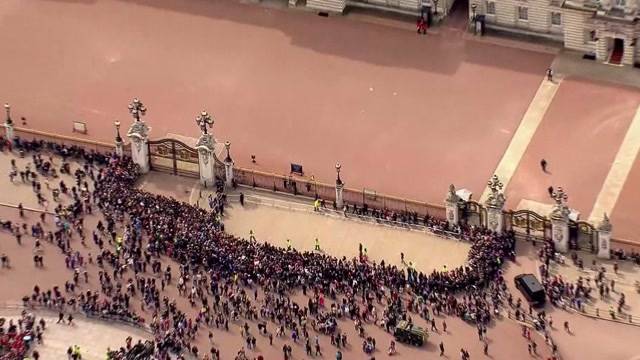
[486,1,496,14]
[584,29,597,44]
[551,12,562,25]
[518,6,528,20]
[614,0,626,7]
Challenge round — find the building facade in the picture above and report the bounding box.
[470,0,640,65]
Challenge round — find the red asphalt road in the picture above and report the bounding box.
[0,0,551,205]
[505,78,640,221]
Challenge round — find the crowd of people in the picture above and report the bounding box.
[88,156,520,358]
[539,239,629,321]
[1,141,558,359]
[0,311,45,360]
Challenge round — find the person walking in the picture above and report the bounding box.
[540,159,548,173]
[546,68,553,82]
[416,16,427,35]
[314,238,321,251]
[439,341,445,356]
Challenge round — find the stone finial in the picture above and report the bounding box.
[598,213,612,232]
[446,184,460,203]
[127,120,150,140]
[551,186,568,206]
[196,110,214,135]
[224,141,232,163]
[549,186,570,220]
[485,175,506,208]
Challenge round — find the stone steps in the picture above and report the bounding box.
[307,0,346,13]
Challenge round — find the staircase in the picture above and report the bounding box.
[345,0,421,16]
[307,0,346,13]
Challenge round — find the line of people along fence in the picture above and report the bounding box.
[232,166,447,219]
[7,127,639,250]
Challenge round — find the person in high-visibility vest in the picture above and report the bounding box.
[249,230,256,242]
[314,238,320,251]
[313,199,320,212]
[286,239,292,251]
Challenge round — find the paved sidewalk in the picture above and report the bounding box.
[0,309,150,360]
[188,182,472,274]
[553,50,640,89]
[547,253,640,319]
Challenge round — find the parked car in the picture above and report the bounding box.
[515,273,546,307]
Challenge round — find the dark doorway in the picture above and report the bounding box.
[444,0,470,31]
[610,38,624,65]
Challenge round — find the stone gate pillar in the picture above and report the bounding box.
[484,175,506,234]
[445,184,461,226]
[114,121,124,157]
[195,111,216,188]
[597,213,612,259]
[126,98,150,173]
[127,121,150,173]
[223,141,234,188]
[335,163,344,209]
[549,187,570,253]
[4,103,14,143]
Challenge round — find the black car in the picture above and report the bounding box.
[514,274,546,307]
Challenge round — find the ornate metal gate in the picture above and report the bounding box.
[508,209,550,241]
[463,201,486,227]
[148,138,199,178]
[570,221,596,252]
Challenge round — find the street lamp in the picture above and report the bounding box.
[128,98,147,122]
[114,121,122,143]
[311,175,318,198]
[4,103,12,126]
[335,163,342,185]
[195,110,214,135]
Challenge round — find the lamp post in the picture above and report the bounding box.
[195,110,214,134]
[114,121,124,157]
[335,163,344,209]
[128,98,147,122]
[114,121,122,143]
[224,141,234,188]
[4,103,12,126]
[311,175,318,199]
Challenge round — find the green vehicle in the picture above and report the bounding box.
[393,320,427,347]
